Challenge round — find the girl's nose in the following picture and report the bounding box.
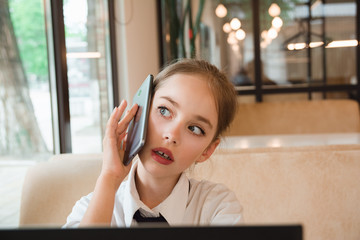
[163,122,181,145]
[164,135,177,144]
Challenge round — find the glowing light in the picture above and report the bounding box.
[223,23,232,33]
[326,40,359,48]
[215,4,227,18]
[227,32,237,45]
[66,52,101,58]
[309,41,324,48]
[287,40,359,51]
[261,30,268,39]
[287,44,295,51]
[268,3,281,17]
[230,18,241,30]
[235,29,246,40]
[272,17,283,29]
[287,43,306,50]
[295,43,306,50]
[267,28,278,39]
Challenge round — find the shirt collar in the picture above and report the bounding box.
[123,158,143,226]
[153,172,189,225]
[122,158,189,226]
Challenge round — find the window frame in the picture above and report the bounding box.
[48,0,119,153]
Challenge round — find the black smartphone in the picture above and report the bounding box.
[123,74,153,166]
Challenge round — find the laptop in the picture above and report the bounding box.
[0,225,302,240]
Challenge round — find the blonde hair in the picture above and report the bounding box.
[154,59,237,140]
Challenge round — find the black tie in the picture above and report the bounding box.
[133,210,169,225]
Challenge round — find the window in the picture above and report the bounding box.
[64,0,114,153]
[1,0,116,159]
[158,0,359,103]
[1,0,52,160]
[0,0,117,227]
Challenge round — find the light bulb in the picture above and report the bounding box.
[309,41,324,48]
[287,43,295,51]
[268,3,281,17]
[215,4,227,18]
[223,23,232,33]
[272,17,283,29]
[230,18,241,30]
[227,32,237,45]
[261,30,268,39]
[267,27,278,39]
[235,29,246,40]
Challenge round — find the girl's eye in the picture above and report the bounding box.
[188,126,205,136]
[159,106,171,117]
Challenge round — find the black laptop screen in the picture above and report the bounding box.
[0,225,302,240]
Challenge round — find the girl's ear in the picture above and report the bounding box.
[197,138,221,163]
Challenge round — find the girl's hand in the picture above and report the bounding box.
[101,100,138,189]
[80,100,138,226]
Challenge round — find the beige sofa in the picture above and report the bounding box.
[19,144,360,240]
[225,99,360,136]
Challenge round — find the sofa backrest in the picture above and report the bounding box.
[189,145,360,240]
[19,154,102,227]
[225,99,360,136]
[19,145,360,240]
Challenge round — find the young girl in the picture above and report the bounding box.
[64,59,243,227]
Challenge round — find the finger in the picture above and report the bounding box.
[106,100,125,127]
[117,104,138,133]
[113,100,128,124]
[105,106,118,136]
[105,100,127,138]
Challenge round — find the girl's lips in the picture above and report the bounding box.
[151,147,174,165]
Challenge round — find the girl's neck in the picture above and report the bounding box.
[135,162,181,209]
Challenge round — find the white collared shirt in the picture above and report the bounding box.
[64,160,243,227]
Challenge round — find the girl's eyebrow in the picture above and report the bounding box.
[160,96,213,129]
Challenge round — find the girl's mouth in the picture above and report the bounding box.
[155,151,172,160]
[151,148,174,165]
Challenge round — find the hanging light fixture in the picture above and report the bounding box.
[223,22,232,33]
[268,3,281,17]
[326,40,358,48]
[230,18,241,30]
[227,31,238,45]
[261,30,268,39]
[267,27,278,39]
[215,4,227,18]
[272,16,283,29]
[235,29,246,41]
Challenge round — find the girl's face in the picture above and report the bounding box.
[138,73,219,180]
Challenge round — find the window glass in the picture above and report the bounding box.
[1,0,52,159]
[323,1,357,86]
[64,0,112,153]
[259,0,357,89]
[160,0,358,102]
[160,0,254,89]
[1,0,52,228]
[209,1,254,89]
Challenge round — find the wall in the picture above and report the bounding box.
[115,0,160,104]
